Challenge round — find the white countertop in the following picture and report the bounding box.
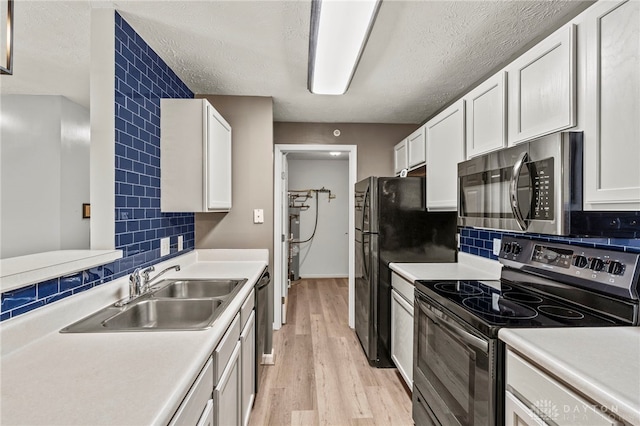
[500,327,640,425]
[0,249,268,425]
[389,252,502,283]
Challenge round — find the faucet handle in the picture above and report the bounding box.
[129,268,142,297]
[141,266,155,282]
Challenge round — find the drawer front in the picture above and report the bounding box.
[213,314,240,386]
[391,272,415,303]
[170,357,214,426]
[240,289,255,330]
[506,350,622,426]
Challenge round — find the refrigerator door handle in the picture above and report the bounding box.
[363,186,370,233]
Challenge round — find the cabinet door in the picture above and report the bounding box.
[394,140,408,175]
[465,72,507,158]
[583,0,640,210]
[240,311,255,426]
[205,104,232,211]
[197,400,214,426]
[505,391,548,426]
[391,289,413,390]
[407,126,426,168]
[214,341,241,426]
[426,99,465,211]
[507,25,576,145]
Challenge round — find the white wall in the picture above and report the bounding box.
[0,95,90,258]
[287,159,349,278]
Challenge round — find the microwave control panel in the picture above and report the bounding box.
[530,158,554,220]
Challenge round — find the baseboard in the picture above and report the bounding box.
[262,350,275,365]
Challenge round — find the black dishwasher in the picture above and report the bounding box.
[255,268,270,393]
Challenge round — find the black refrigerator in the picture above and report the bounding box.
[355,176,457,367]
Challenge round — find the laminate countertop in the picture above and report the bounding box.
[0,249,268,426]
[390,252,502,283]
[500,327,640,425]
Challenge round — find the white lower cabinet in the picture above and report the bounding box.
[197,400,214,426]
[506,349,622,426]
[390,272,415,390]
[240,311,256,426]
[170,358,214,426]
[214,341,242,426]
[171,289,257,426]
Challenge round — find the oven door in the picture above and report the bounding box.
[413,292,496,426]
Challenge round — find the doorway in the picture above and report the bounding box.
[273,144,357,330]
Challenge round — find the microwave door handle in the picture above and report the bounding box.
[510,152,529,231]
[422,303,489,352]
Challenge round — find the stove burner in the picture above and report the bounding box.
[503,292,544,304]
[434,282,483,296]
[538,305,585,320]
[500,284,513,291]
[462,296,538,320]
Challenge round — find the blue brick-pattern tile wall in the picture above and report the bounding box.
[1,13,195,322]
[460,227,640,260]
[114,12,194,262]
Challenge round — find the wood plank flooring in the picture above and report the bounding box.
[249,278,413,426]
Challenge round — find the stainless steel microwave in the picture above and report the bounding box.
[458,132,583,235]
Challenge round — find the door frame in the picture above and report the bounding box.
[273,144,357,330]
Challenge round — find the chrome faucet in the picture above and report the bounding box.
[117,264,181,307]
[140,264,181,292]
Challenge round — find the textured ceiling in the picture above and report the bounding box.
[1,0,592,124]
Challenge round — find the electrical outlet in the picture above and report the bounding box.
[253,209,264,224]
[177,235,184,251]
[161,237,170,256]
[493,238,502,256]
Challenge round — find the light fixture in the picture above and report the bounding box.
[0,0,13,75]
[329,152,341,156]
[308,0,382,95]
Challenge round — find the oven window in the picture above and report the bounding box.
[415,298,491,425]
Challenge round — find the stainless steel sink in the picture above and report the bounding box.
[103,299,222,330]
[151,279,246,299]
[60,278,249,333]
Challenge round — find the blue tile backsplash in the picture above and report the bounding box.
[459,227,640,260]
[1,12,195,322]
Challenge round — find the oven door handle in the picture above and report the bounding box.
[422,304,489,352]
[510,151,529,231]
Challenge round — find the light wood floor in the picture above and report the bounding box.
[249,278,413,426]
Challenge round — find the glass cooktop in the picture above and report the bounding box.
[415,279,620,337]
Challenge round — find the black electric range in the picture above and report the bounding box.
[412,236,640,426]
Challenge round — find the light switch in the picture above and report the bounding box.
[177,235,184,251]
[253,209,264,224]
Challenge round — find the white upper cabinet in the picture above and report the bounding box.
[464,71,507,158]
[582,0,640,210]
[407,125,427,168]
[426,99,465,211]
[394,139,408,175]
[507,24,577,145]
[161,99,232,212]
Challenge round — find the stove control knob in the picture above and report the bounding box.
[573,255,588,268]
[502,242,512,254]
[608,261,624,275]
[589,258,605,272]
[511,243,522,255]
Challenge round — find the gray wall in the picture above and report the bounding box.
[274,122,419,179]
[195,95,274,351]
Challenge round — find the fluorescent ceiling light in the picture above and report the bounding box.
[308,0,382,95]
[329,152,341,156]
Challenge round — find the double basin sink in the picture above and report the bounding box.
[61,278,247,333]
